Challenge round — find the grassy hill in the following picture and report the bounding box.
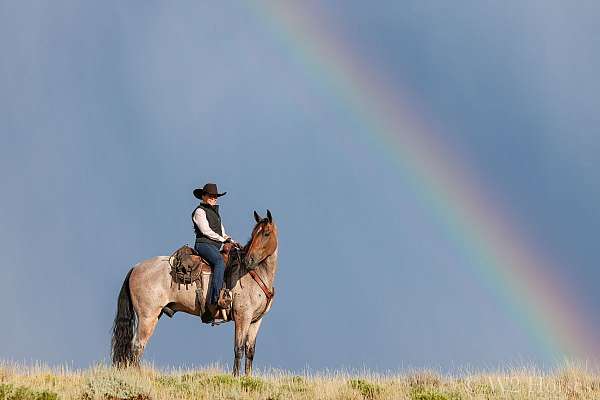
[0,361,599,399]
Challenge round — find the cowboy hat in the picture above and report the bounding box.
[193,183,227,199]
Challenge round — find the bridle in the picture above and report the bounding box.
[245,219,275,267]
[241,219,276,319]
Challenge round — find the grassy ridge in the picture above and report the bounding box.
[0,362,599,399]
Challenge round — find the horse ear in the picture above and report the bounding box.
[267,209,272,223]
[254,210,261,223]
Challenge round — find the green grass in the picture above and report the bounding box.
[0,361,599,399]
[409,386,461,400]
[348,378,383,399]
[0,383,58,400]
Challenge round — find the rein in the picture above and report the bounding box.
[231,245,276,320]
[248,269,274,301]
[248,267,275,321]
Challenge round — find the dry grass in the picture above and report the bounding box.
[0,361,599,400]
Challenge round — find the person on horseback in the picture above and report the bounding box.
[192,182,237,322]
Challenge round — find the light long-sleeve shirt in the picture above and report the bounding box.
[192,207,230,244]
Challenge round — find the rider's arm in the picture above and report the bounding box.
[193,208,226,243]
[221,223,230,240]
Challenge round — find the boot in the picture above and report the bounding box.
[217,288,233,310]
[201,303,219,324]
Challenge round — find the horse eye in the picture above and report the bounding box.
[264,232,270,237]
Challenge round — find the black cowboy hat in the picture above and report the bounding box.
[193,183,227,199]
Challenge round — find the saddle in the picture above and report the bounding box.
[168,244,234,290]
[166,244,273,325]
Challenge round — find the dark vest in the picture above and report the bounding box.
[192,203,223,246]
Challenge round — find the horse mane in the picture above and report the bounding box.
[224,219,264,270]
[225,217,273,287]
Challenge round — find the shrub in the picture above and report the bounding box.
[153,375,178,387]
[153,375,192,395]
[206,374,237,387]
[81,373,150,400]
[409,387,461,400]
[348,379,383,400]
[0,384,58,400]
[0,384,12,399]
[240,376,265,392]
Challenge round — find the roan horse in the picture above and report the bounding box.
[111,210,278,376]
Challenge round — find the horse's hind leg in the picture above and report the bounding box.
[244,319,263,376]
[132,315,159,366]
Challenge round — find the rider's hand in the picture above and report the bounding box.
[221,241,234,254]
[224,237,233,244]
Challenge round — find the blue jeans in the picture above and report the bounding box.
[195,242,225,305]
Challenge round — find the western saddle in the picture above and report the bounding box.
[168,244,234,290]
[165,243,274,325]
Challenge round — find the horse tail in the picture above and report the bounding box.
[111,268,137,367]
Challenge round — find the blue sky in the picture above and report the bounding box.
[1,1,598,373]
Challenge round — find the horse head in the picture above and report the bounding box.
[245,209,277,269]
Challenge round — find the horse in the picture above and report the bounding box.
[111,210,278,376]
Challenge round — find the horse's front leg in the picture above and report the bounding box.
[233,315,251,376]
[244,319,263,376]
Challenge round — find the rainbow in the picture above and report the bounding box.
[248,1,598,362]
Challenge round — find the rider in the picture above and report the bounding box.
[192,183,237,321]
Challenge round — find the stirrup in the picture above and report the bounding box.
[200,311,213,324]
[201,304,218,324]
[211,309,229,326]
[201,304,228,325]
